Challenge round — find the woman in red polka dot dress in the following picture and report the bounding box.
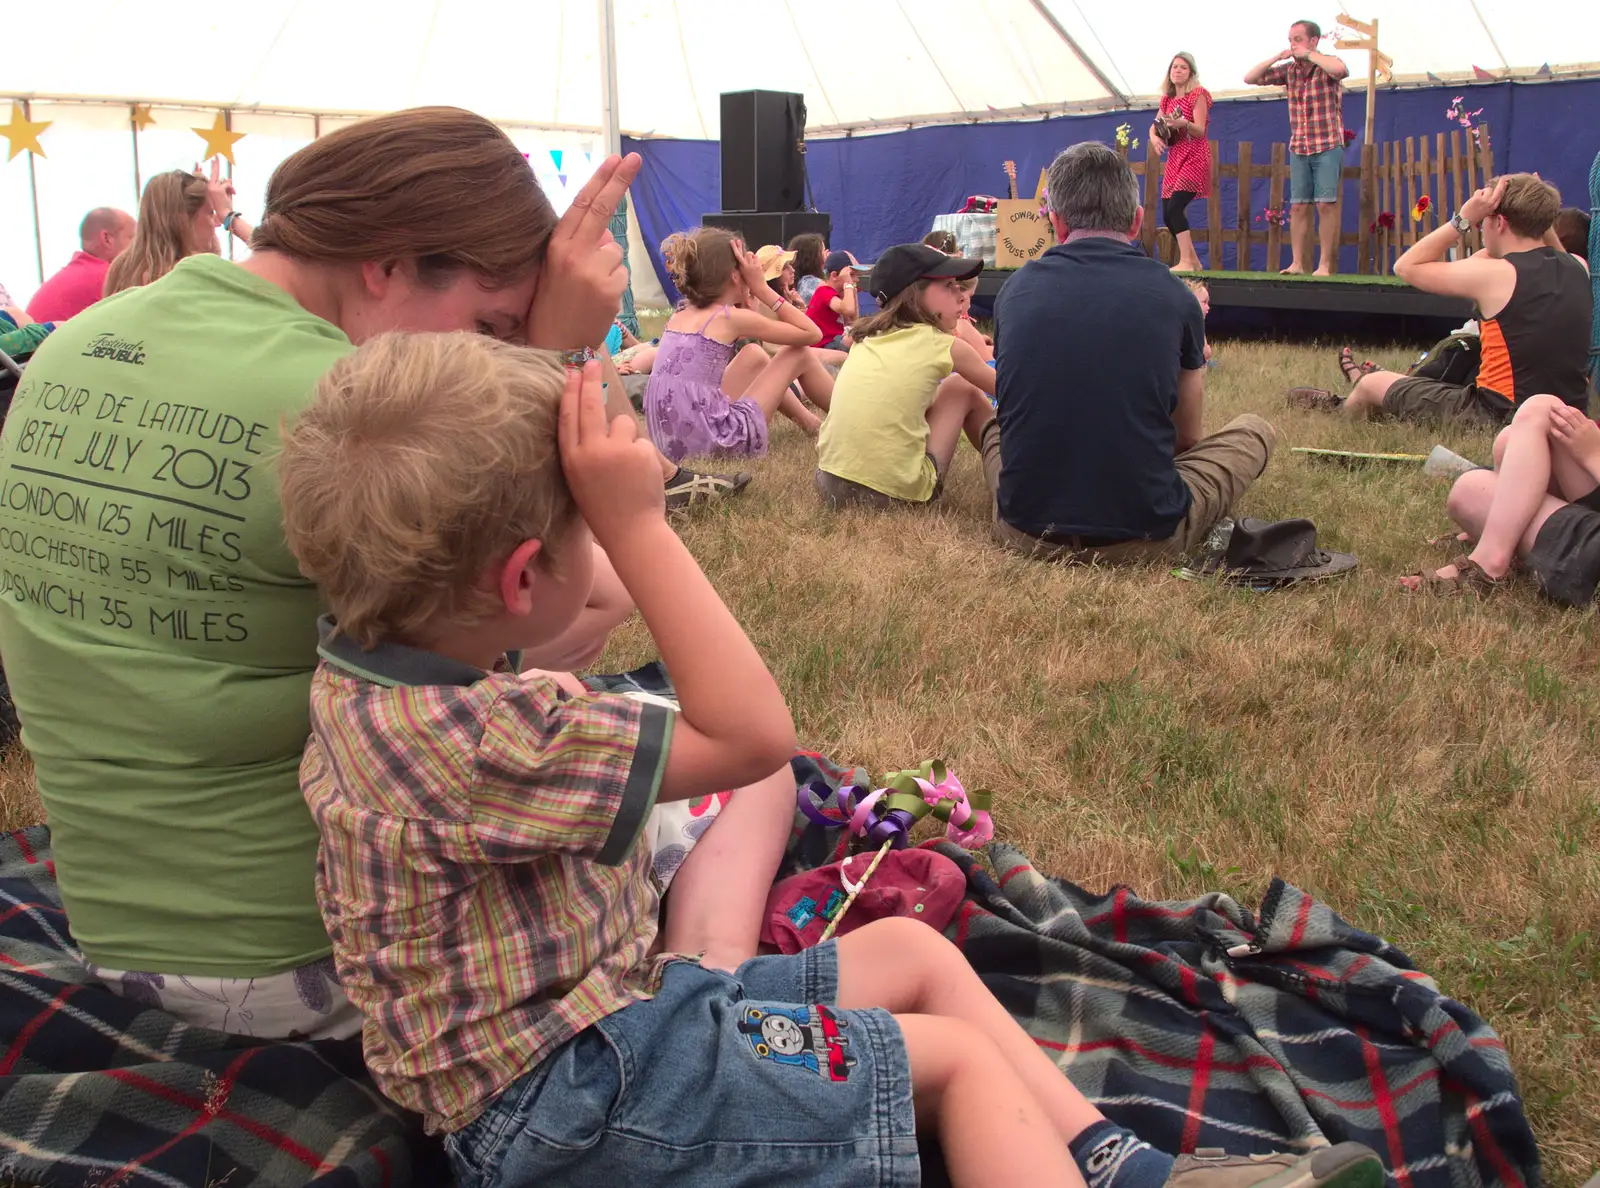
[1151,52,1212,272]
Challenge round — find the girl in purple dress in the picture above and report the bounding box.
[645,228,835,462]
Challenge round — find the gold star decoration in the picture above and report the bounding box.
[192,112,245,164]
[3,103,51,162]
[131,104,156,131]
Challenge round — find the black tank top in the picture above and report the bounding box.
[1475,248,1592,411]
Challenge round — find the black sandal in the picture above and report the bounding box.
[1337,346,1380,384]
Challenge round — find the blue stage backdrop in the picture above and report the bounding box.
[625,78,1599,303]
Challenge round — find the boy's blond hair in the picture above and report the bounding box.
[1492,173,1561,240]
[279,333,578,649]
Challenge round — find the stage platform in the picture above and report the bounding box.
[972,269,1472,342]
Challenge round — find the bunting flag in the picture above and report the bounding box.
[2,103,51,161]
[550,149,564,172]
[1472,65,1496,80]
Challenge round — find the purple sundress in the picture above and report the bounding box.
[643,306,770,462]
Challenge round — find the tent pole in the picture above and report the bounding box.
[24,100,43,287]
[598,0,622,156]
[1023,0,1127,106]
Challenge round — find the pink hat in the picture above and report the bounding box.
[760,846,966,954]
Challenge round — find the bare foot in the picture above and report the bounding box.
[1280,265,1308,275]
[1313,266,1332,277]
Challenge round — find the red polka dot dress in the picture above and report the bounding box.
[1159,87,1212,198]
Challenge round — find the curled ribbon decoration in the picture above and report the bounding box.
[795,760,993,851]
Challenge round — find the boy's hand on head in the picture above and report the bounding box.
[558,361,664,546]
[1460,177,1508,226]
[528,153,642,350]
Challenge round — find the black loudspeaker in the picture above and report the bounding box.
[701,211,832,250]
[720,90,807,213]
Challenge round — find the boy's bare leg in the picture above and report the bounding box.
[898,1013,1084,1188]
[836,919,1105,1145]
[661,763,794,971]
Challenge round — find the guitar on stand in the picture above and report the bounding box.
[1003,160,1018,200]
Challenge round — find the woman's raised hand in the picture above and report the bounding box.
[528,153,643,350]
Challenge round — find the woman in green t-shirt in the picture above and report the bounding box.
[0,107,647,1038]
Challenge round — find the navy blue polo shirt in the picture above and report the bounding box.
[993,237,1206,542]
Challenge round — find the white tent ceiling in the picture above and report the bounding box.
[10,0,1598,139]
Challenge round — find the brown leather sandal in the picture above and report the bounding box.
[1407,556,1503,596]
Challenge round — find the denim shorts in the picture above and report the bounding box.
[1290,145,1344,204]
[444,944,918,1188]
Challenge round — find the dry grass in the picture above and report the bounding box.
[1,341,1595,1182]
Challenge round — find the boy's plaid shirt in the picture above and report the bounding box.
[1260,58,1345,156]
[300,617,675,1135]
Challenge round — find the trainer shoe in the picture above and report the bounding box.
[663,466,752,511]
[1166,1142,1385,1188]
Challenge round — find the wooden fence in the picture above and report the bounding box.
[1118,123,1494,275]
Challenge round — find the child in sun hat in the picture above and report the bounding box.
[814,243,999,509]
[755,244,801,307]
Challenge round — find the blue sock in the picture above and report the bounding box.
[1070,1120,1175,1188]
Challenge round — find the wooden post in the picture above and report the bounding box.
[1141,141,1161,258]
[1235,142,1253,270]
[1402,136,1417,254]
[1433,132,1448,241]
[1450,129,1467,229]
[1207,141,1222,270]
[1427,135,1440,232]
[1357,142,1374,273]
[1266,143,1287,271]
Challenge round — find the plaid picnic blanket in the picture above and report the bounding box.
[0,660,1540,1187]
[608,662,1542,1188]
[0,826,448,1187]
[934,844,1539,1187]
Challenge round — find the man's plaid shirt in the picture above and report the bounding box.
[1260,58,1346,156]
[300,617,674,1134]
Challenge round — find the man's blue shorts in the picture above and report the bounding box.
[444,943,919,1188]
[1290,145,1344,204]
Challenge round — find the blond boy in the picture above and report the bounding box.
[279,333,1381,1188]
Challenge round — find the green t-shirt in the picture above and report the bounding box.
[0,254,352,976]
[816,324,954,502]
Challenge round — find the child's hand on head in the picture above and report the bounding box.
[1548,403,1600,467]
[558,361,664,546]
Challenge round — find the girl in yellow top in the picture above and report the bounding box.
[815,244,996,508]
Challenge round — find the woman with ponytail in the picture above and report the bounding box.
[644,227,835,461]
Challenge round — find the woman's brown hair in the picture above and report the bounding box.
[251,107,556,287]
[850,279,947,342]
[1160,52,1200,99]
[788,232,826,278]
[103,170,213,297]
[922,230,958,254]
[661,227,740,308]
